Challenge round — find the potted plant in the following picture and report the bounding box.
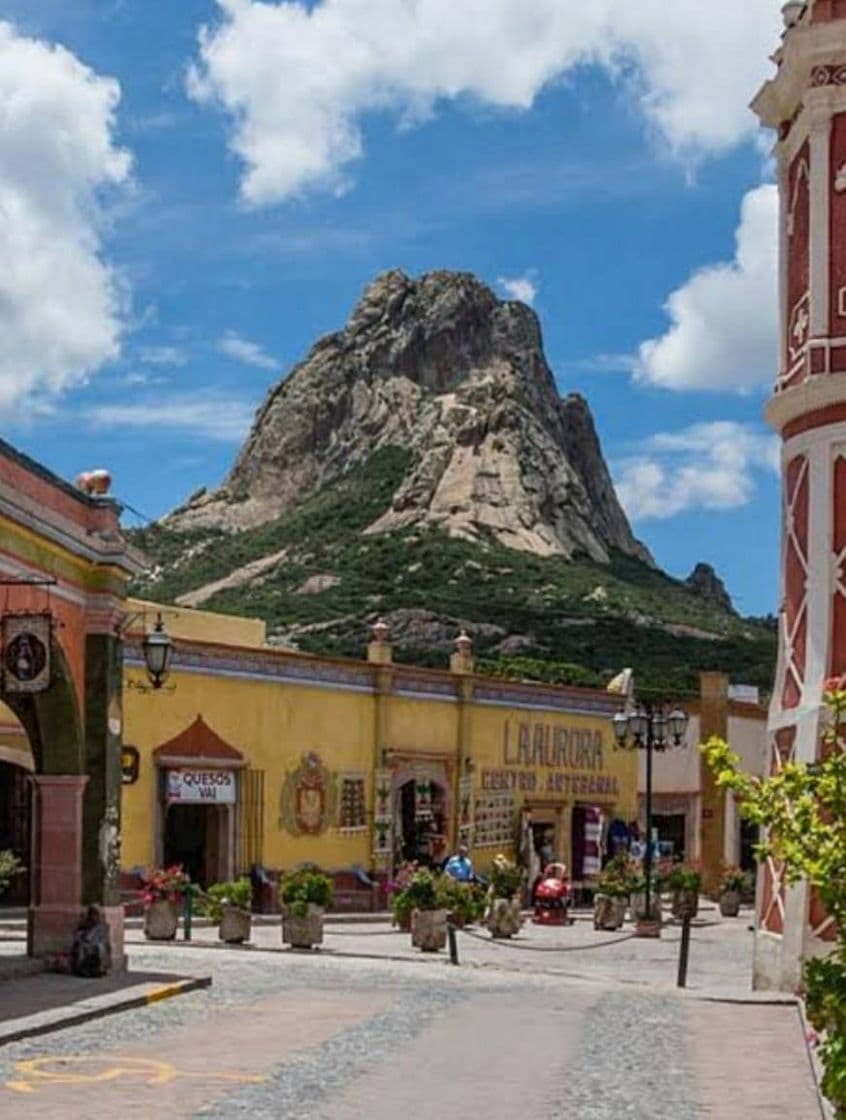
[628,865,663,933]
[202,878,253,943]
[718,865,747,917]
[401,868,448,952]
[387,861,419,932]
[594,853,634,931]
[142,865,190,940]
[666,861,702,920]
[279,866,333,949]
[438,876,486,929]
[486,855,524,939]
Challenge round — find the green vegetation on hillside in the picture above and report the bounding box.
[131,446,777,696]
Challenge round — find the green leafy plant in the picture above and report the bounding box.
[393,868,441,914]
[597,853,638,899]
[0,850,23,897]
[489,855,524,899]
[198,878,252,923]
[702,675,846,1119]
[664,860,702,894]
[279,866,334,919]
[437,876,486,925]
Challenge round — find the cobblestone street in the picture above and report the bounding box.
[0,909,823,1118]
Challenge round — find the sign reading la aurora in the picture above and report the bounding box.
[167,769,236,804]
[480,720,620,797]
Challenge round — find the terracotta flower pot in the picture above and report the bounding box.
[411,908,447,952]
[219,905,252,944]
[719,889,741,918]
[486,898,523,939]
[282,904,324,949]
[144,898,179,941]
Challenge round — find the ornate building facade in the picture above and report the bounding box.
[753,0,846,989]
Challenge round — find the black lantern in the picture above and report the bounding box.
[141,614,172,690]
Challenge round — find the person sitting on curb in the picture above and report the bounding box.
[71,904,112,978]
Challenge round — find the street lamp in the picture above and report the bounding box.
[123,612,174,693]
[612,700,689,924]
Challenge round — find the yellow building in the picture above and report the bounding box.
[1,599,638,910]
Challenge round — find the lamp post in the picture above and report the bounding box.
[612,701,689,925]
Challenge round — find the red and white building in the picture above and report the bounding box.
[753,0,846,990]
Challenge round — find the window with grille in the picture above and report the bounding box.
[338,775,367,832]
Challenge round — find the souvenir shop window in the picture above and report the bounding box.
[473,792,515,848]
[338,775,367,832]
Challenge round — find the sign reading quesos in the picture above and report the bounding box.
[480,721,620,798]
[167,769,236,804]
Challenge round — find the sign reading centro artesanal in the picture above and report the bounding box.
[480,720,619,798]
[167,769,236,804]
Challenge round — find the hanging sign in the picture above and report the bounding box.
[167,769,236,804]
[2,614,51,694]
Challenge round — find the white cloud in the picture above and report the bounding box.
[85,392,256,442]
[0,22,132,413]
[614,420,779,522]
[139,345,187,367]
[498,272,538,306]
[637,184,778,392]
[217,330,279,370]
[187,0,780,207]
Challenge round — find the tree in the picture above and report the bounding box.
[701,676,846,1118]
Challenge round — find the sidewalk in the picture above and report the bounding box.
[0,968,210,1047]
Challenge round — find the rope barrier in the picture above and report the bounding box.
[457,926,637,952]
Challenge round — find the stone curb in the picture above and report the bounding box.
[0,976,212,1048]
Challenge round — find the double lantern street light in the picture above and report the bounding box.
[612,702,689,924]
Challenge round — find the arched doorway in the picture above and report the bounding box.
[0,758,31,906]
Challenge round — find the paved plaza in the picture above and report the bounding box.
[0,906,823,1119]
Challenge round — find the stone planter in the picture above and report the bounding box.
[486,898,523,939]
[144,898,179,941]
[282,904,324,949]
[219,905,252,944]
[411,908,447,952]
[630,891,662,924]
[671,888,699,921]
[719,889,742,918]
[593,894,627,931]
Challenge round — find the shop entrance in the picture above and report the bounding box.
[0,761,30,906]
[654,813,687,860]
[397,779,448,867]
[163,803,226,888]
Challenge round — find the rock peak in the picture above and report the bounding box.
[166,269,652,568]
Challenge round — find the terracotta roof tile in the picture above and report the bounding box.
[153,715,244,762]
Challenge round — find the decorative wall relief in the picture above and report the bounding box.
[279,752,337,836]
[372,769,393,862]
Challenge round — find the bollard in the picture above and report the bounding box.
[676,914,692,988]
[447,921,459,965]
[183,886,193,943]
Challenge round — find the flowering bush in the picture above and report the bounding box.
[664,860,702,894]
[141,865,190,906]
[702,674,846,1118]
[597,853,638,899]
[279,866,333,919]
[719,865,748,894]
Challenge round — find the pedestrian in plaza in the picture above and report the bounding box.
[443,843,474,882]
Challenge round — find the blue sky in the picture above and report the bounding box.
[0,1,785,616]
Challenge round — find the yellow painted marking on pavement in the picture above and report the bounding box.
[4,1055,267,1095]
[145,982,185,1004]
